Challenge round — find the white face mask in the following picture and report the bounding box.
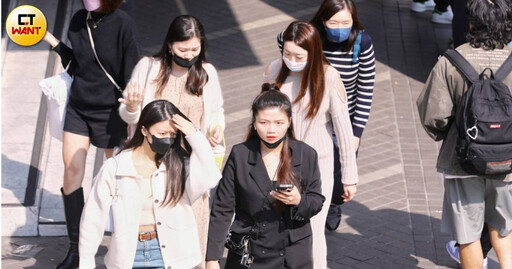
[83,0,101,11]
[282,56,307,72]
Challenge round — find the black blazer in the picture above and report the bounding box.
[206,138,325,262]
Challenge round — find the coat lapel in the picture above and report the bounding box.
[289,140,303,184]
[248,141,273,196]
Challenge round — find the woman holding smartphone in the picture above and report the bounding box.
[205,84,325,269]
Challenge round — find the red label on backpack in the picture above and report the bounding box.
[488,160,511,166]
[490,124,502,129]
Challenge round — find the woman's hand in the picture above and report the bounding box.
[354,136,360,152]
[209,125,223,146]
[118,82,144,112]
[342,184,357,202]
[43,32,60,48]
[172,114,197,137]
[270,186,301,205]
[205,261,220,269]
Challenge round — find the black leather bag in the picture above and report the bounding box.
[225,232,254,268]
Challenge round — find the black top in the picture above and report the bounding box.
[54,9,141,108]
[206,139,325,263]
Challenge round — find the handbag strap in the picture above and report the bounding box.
[86,12,122,93]
[112,155,122,198]
[143,57,154,90]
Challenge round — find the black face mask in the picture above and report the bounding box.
[172,54,199,68]
[261,136,286,149]
[147,134,174,155]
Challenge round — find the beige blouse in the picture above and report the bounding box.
[159,74,204,129]
[139,177,156,226]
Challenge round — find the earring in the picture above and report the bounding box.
[253,124,257,130]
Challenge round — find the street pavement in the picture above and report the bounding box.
[1,0,502,268]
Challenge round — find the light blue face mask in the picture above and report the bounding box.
[325,26,352,43]
[508,41,512,48]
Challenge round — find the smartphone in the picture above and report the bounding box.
[276,184,293,192]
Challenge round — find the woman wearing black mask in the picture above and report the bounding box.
[79,100,221,268]
[206,83,324,269]
[119,15,225,266]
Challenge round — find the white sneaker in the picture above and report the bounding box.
[483,257,488,269]
[431,6,453,24]
[411,0,436,12]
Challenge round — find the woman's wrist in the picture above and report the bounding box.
[43,32,60,48]
[126,104,140,113]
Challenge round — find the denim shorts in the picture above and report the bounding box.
[133,237,165,269]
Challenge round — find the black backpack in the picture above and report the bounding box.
[444,49,512,175]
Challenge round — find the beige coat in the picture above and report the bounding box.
[79,131,221,269]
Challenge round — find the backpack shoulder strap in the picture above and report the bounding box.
[352,30,363,63]
[494,52,512,82]
[444,49,480,84]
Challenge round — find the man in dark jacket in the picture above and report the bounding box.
[416,0,512,268]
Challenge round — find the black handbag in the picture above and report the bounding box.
[225,232,254,268]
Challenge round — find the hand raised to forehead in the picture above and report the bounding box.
[172,114,196,137]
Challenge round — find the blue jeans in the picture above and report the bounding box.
[132,237,165,269]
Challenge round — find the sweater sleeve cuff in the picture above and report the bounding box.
[79,257,95,269]
[185,130,205,146]
[352,125,364,138]
[53,41,66,53]
[119,105,141,124]
[291,197,308,221]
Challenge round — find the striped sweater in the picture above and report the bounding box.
[278,32,376,137]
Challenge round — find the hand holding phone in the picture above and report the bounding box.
[276,184,293,192]
[271,185,301,205]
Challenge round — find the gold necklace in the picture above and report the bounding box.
[91,16,104,29]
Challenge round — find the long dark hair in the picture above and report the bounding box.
[310,0,364,52]
[153,15,209,97]
[246,83,299,189]
[99,0,122,13]
[466,0,512,50]
[122,100,192,207]
[276,21,329,119]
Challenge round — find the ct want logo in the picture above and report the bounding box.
[6,5,47,46]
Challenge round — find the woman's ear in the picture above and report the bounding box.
[141,126,148,137]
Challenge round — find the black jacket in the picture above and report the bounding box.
[206,139,324,266]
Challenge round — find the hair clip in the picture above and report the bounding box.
[487,0,494,5]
